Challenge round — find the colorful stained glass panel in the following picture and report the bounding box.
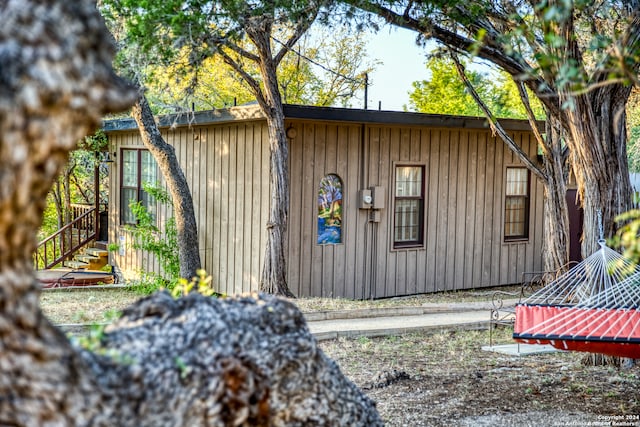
[317,174,343,245]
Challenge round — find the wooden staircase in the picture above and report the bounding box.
[34,204,107,271]
[64,246,109,270]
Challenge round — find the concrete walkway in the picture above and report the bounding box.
[304,299,519,341]
[304,298,562,356]
[57,295,523,346]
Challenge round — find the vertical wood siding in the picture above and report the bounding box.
[108,121,269,295]
[109,115,544,299]
[286,120,544,299]
[287,122,368,298]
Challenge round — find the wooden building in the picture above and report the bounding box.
[103,104,545,299]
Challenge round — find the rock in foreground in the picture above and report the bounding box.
[83,292,382,426]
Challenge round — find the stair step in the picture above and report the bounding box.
[84,248,108,257]
[75,253,107,270]
[64,260,89,269]
[76,254,100,263]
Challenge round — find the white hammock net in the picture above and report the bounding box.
[521,241,638,307]
[514,241,640,357]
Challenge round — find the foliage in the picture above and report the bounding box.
[121,24,375,112]
[408,56,490,116]
[103,1,376,107]
[125,183,180,293]
[489,72,545,120]
[127,273,170,296]
[102,0,323,93]
[70,309,126,362]
[612,209,640,268]
[627,90,640,172]
[38,129,110,240]
[351,0,640,110]
[39,196,61,239]
[408,54,549,119]
[80,129,109,153]
[284,26,378,107]
[143,50,256,113]
[171,269,219,298]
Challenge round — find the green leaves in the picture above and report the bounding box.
[611,210,640,272]
[125,183,180,289]
[537,1,573,24]
[408,56,486,116]
[171,269,218,298]
[80,130,109,153]
[408,55,544,119]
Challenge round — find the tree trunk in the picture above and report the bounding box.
[245,22,295,298]
[260,110,295,297]
[54,179,64,230]
[541,116,571,273]
[131,93,201,280]
[562,87,633,256]
[0,1,138,423]
[0,2,379,424]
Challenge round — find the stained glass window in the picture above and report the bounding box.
[317,174,343,245]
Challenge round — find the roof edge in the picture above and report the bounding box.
[103,103,542,133]
[102,104,265,132]
[283,105,543,131]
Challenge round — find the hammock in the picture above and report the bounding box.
[513,241,640,358]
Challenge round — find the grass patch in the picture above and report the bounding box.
[289,285,523,312]
[39,285,517,326]
[40,289,140,324]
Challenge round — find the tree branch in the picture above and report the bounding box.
[449,51,546,181]
[70,172,92,205]
[215,46,267,107]
[214,37,261,63]
[354,1,562,117]
[515,80,549,155]
[273,12,319,66]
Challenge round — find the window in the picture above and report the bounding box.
[120,149,158,225]
[317,174,343,245]
[504,167,530,240]
[394,165,425,248]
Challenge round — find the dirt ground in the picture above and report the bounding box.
[319,328,640,427]
[41,289,640,426]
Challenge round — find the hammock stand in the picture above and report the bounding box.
[513,240,640,358]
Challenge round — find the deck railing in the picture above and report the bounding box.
[34,204,97,269]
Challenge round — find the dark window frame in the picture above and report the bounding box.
[504,166,531,241]
[393,164,426,249]
[119,148,157,226]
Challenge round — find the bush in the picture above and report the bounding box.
[124,183,179,294]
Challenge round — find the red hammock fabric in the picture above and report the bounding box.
[513,304,640,359]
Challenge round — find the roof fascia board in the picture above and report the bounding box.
[103,103,542,133]
[103,104,265,132]
[283,105,542,132]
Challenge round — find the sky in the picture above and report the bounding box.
[363,26,434,112]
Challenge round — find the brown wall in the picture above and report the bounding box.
[107,112,544,299]
[108,121,270,295]
[286,120,544,298]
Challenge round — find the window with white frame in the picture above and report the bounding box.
[393,165,425,248]
[504,167,530,240]
[120,149,158,225]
